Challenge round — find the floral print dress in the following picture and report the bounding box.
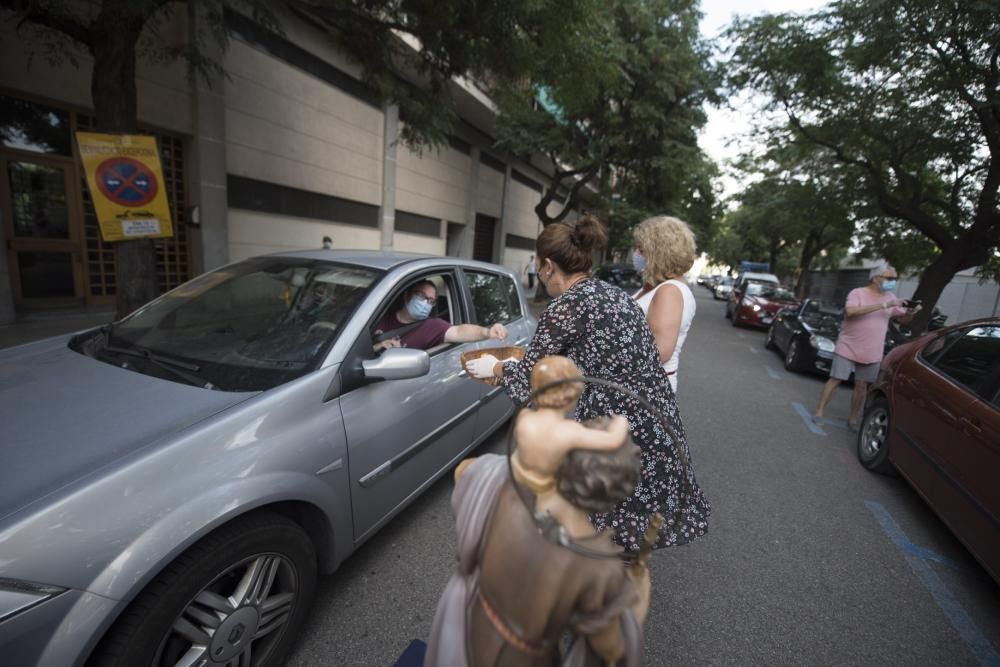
[499,278,710,550]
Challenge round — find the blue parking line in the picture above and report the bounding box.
[766,366,782,380]
[865,500,1000,666]
[792,401,826,436]
[815,417,851,431]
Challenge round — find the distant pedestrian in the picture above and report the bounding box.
[523,254,538,289]
[322,236,333,250]
[630,216,697,394]
[814,263,921,427]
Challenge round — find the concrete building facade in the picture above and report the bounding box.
[0,7,565,323]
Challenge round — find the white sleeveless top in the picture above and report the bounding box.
[634,279,696,392]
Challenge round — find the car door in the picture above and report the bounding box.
[339,268,479,543]
[911,325,1000,573]
[461,268,531,436]
[889,331,972,498]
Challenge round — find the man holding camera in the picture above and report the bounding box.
[814,264,922,428]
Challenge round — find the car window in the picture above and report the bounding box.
[930,325,1000,402]
[100,258,381,391]
[466,270,522,325]
[370,272,460,353]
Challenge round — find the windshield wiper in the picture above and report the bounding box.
[103,344,217,390]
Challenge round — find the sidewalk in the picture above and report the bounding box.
[0,310,114,350]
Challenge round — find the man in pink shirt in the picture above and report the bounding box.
[814,264,921,427]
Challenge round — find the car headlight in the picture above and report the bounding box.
[809,335,836,353]
[751,304,761,312]
[0,578,65,622]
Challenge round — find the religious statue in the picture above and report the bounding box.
[425,356,659,666]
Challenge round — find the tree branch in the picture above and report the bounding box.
[1,0,92,48]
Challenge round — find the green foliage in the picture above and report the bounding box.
[493,0,720,228]
[725,0,1000,316]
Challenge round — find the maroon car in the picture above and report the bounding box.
[858,318,1000,582]
[731,283,800,328]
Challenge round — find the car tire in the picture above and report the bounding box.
[784,338,803,371]
[858,396,895,475]
[765,325,777,350]
[89,511,317,667]
[724,302,731,318]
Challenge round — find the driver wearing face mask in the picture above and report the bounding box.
[373,280,508,352]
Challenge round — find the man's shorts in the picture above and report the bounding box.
[830,353,879,383]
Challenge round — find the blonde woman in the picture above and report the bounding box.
[632,216,697,393]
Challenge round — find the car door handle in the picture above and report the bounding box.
[960,417,982,434]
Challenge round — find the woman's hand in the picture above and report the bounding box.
[465,354,499,379]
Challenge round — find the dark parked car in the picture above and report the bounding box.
[766,299,843,374]
[729,282,799,328]
[858,319,1000,582]
[593,263,643,292]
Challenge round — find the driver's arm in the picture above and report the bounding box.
[443,323,506,343]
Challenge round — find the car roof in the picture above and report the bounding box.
[742,272,779,282]
[263,249,519,279]
[270,249,435,271]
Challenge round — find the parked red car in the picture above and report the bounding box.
[858,318,1000,582]
[731,282,800,328]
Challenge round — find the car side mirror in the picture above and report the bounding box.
[362,348,430,381]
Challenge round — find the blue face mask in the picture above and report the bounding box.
[880,279,897,293]
[406,295,433,320]
[632,251,648,273]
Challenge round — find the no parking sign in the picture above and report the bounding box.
[76,132,174,241]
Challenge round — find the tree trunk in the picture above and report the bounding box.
[907,241,970,332]
[91,18,158,320]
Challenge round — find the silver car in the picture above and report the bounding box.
[0,251,535,666]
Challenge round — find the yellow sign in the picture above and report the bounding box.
[76,132,174,242]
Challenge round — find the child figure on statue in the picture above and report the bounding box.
[425,356,654,667]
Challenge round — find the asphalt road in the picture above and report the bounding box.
[286,287,1000,666]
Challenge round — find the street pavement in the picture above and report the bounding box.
[285,287,1000,666]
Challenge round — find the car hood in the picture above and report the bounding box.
[801,318,842,339]
[0,337,255,521]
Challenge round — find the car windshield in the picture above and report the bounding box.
[746,283,792,300]
[801,301,844,324]
[102,258,381,391]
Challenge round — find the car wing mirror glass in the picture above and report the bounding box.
[362,348,430,381]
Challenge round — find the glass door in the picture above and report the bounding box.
[1,154,84,304]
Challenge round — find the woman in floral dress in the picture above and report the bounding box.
[464,215,710,550]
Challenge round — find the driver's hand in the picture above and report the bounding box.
[487,323,507,341]
[374,337,402,352]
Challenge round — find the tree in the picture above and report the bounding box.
[494,0,719,231]
[1,0,279,318]
[726,0,1000,330]
[2,0,602,317]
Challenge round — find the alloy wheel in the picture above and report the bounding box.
[153,553,298,667]
[860,407,889,462]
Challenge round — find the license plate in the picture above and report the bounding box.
[761,316,772,324]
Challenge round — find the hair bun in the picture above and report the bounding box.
[570,215,609,253]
